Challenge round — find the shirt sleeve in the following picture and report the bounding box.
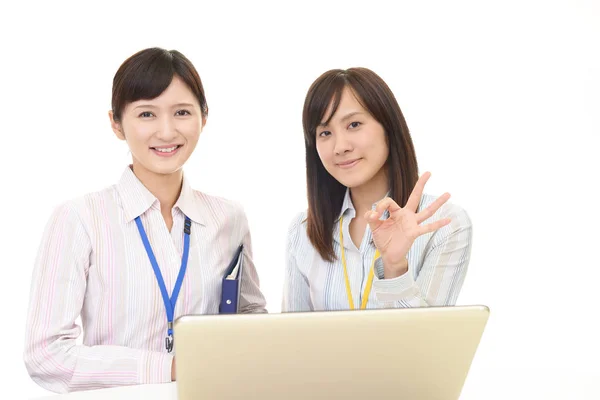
[282,213,313,312]
[235,205,268,314]
[23,202,173,394]
[372,204,472,307]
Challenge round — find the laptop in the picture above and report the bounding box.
[173,305,489,400]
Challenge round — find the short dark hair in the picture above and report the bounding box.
[302,68,419,262]
[111,47,208,122]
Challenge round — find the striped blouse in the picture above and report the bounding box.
[23,166,267,394]
[282,189,472,311]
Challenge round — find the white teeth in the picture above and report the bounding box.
[155,146,178,153]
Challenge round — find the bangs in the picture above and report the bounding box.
[115,51,175,107]
[111,48,209,122]
[302,70,348,146]
[302,70,373,147]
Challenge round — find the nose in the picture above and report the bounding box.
[333,131,353,155]
[155,115,178,142]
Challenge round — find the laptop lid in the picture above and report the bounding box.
[174,305,489,400]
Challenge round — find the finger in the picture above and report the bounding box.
[405,172,431,212]
[374,197,402,216]
[417,218,452,236]
[365,210,385,232]
[416,192,451,224]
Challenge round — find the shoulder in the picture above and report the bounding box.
[418,193,472,248]
[286,210,309,248]
[285,210,310,262]
[41,186,116,239]
[191,189,247,223]
[288,210,307,235]
[419,193,471,229]
[50,185,116,221]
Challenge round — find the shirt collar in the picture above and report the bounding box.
[173,173,206,225]
[116,165,206,225]
[337,187,391,221]
[334,187,390,245]
[338,187,356,221]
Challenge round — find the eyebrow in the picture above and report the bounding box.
[318,111,364,127]
[133,103,195,110]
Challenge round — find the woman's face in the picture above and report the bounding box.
[315,86,389,189]
[110,75,205,176]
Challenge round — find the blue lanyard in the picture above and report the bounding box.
[134,215,191,353]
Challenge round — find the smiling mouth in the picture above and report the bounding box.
[337,158,361,169]
[150,145,183,156]
[150,144,182,154]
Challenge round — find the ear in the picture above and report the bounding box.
[109,110,126,141]
[198,115,207,134]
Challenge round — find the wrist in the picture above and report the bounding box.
[383,257,408,279]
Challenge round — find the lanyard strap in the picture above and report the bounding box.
[339,216,379,310]
[135,215,191,352]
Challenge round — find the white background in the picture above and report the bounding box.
[1,0,599,399]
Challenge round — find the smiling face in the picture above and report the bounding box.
[315,86,389,190]
[110,75,205,176]
[302,67,420,262]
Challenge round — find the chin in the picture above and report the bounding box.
[330,174,370,189]
[142,161,185,176]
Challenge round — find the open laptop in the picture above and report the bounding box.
[173,305,489,400]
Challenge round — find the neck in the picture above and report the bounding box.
[349,168,389,218]
[131,162,183,212]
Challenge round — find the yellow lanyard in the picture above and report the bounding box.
[339,216,380,310]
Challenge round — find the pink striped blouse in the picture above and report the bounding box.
[23,166,267,393]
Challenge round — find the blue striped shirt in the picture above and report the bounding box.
[282,189,472,311]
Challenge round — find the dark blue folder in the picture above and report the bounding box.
[219,244,244,314]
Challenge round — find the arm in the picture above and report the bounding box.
[236,206,268,314]
[281,215,312,312]
[372,207,472,307]
[23,203,173,394]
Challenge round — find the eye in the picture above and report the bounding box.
[317,130,331,138]
[348,121,361,129]
[139,111,154,118]
[175,109,191,116]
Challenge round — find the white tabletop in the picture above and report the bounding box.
[31,383,177,400]
[30,367,600,400]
